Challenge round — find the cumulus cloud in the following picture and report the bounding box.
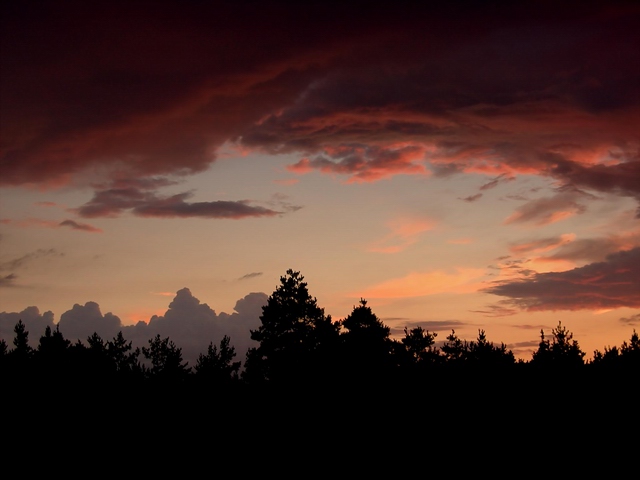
[58,302,122,341]
[1,288,268,366]
[483,247,640,311]
[0,306,55,344]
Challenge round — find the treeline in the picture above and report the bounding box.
[2,270,638,394]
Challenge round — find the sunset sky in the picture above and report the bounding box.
[2,0,639,365]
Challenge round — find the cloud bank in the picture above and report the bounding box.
[483,247,640,311]
[0,289,268,367]
[2,0,639,214]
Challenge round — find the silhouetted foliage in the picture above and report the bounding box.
[243,269,340,383]
[10,320,33,362]
[466,329,515,368]
[591,329,639,372]
[107,331,142,376]
[339,299,395,377]
[142,334,191,381]
[441,329,467,364]
[401,326,440,366]
[531,321,585,369]
[195,335,241,384]
[0,272,637,402]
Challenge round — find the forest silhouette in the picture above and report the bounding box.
[3,270,638,412]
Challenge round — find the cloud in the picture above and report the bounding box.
[0,249,62,285]
[470,303,520,317]
[367,217,436,253]
[0,273,18,288]
[58,302,122,341]
[0,306,55,344]
[509,234,577,256]
[1,288,268,367]
[58,219,102,233]
[357,268,485,298]
[388,319,466,337]
[483,247,640,311]
[480,174,513,191]
[2,0,639,216]
[128,288,267,365]
[619,313,640,325]
[239,272,263,281]
[74,182,284,220]
[503,191,591,226]
[286,143,429,183]
[1,217,101,232]
[460,193,483,203]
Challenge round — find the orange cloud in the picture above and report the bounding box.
[368,217,436,253]
[356,268,486,298]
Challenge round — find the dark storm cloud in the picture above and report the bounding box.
[483,247,640,311]
[1,0,638,214]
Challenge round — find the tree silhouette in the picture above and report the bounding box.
[107,331,142,376]
[531,321,585,368]
[339,299,395,378]
[592,329,640,372]
[10,320,33,362]
[401,326,439,366]
[466,329,515,368]
[440,329,467,364]
[244,269,340,383]
[195,335,241,384]
[142,334,191,381]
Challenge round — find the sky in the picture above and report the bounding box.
[1,0,639,366]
